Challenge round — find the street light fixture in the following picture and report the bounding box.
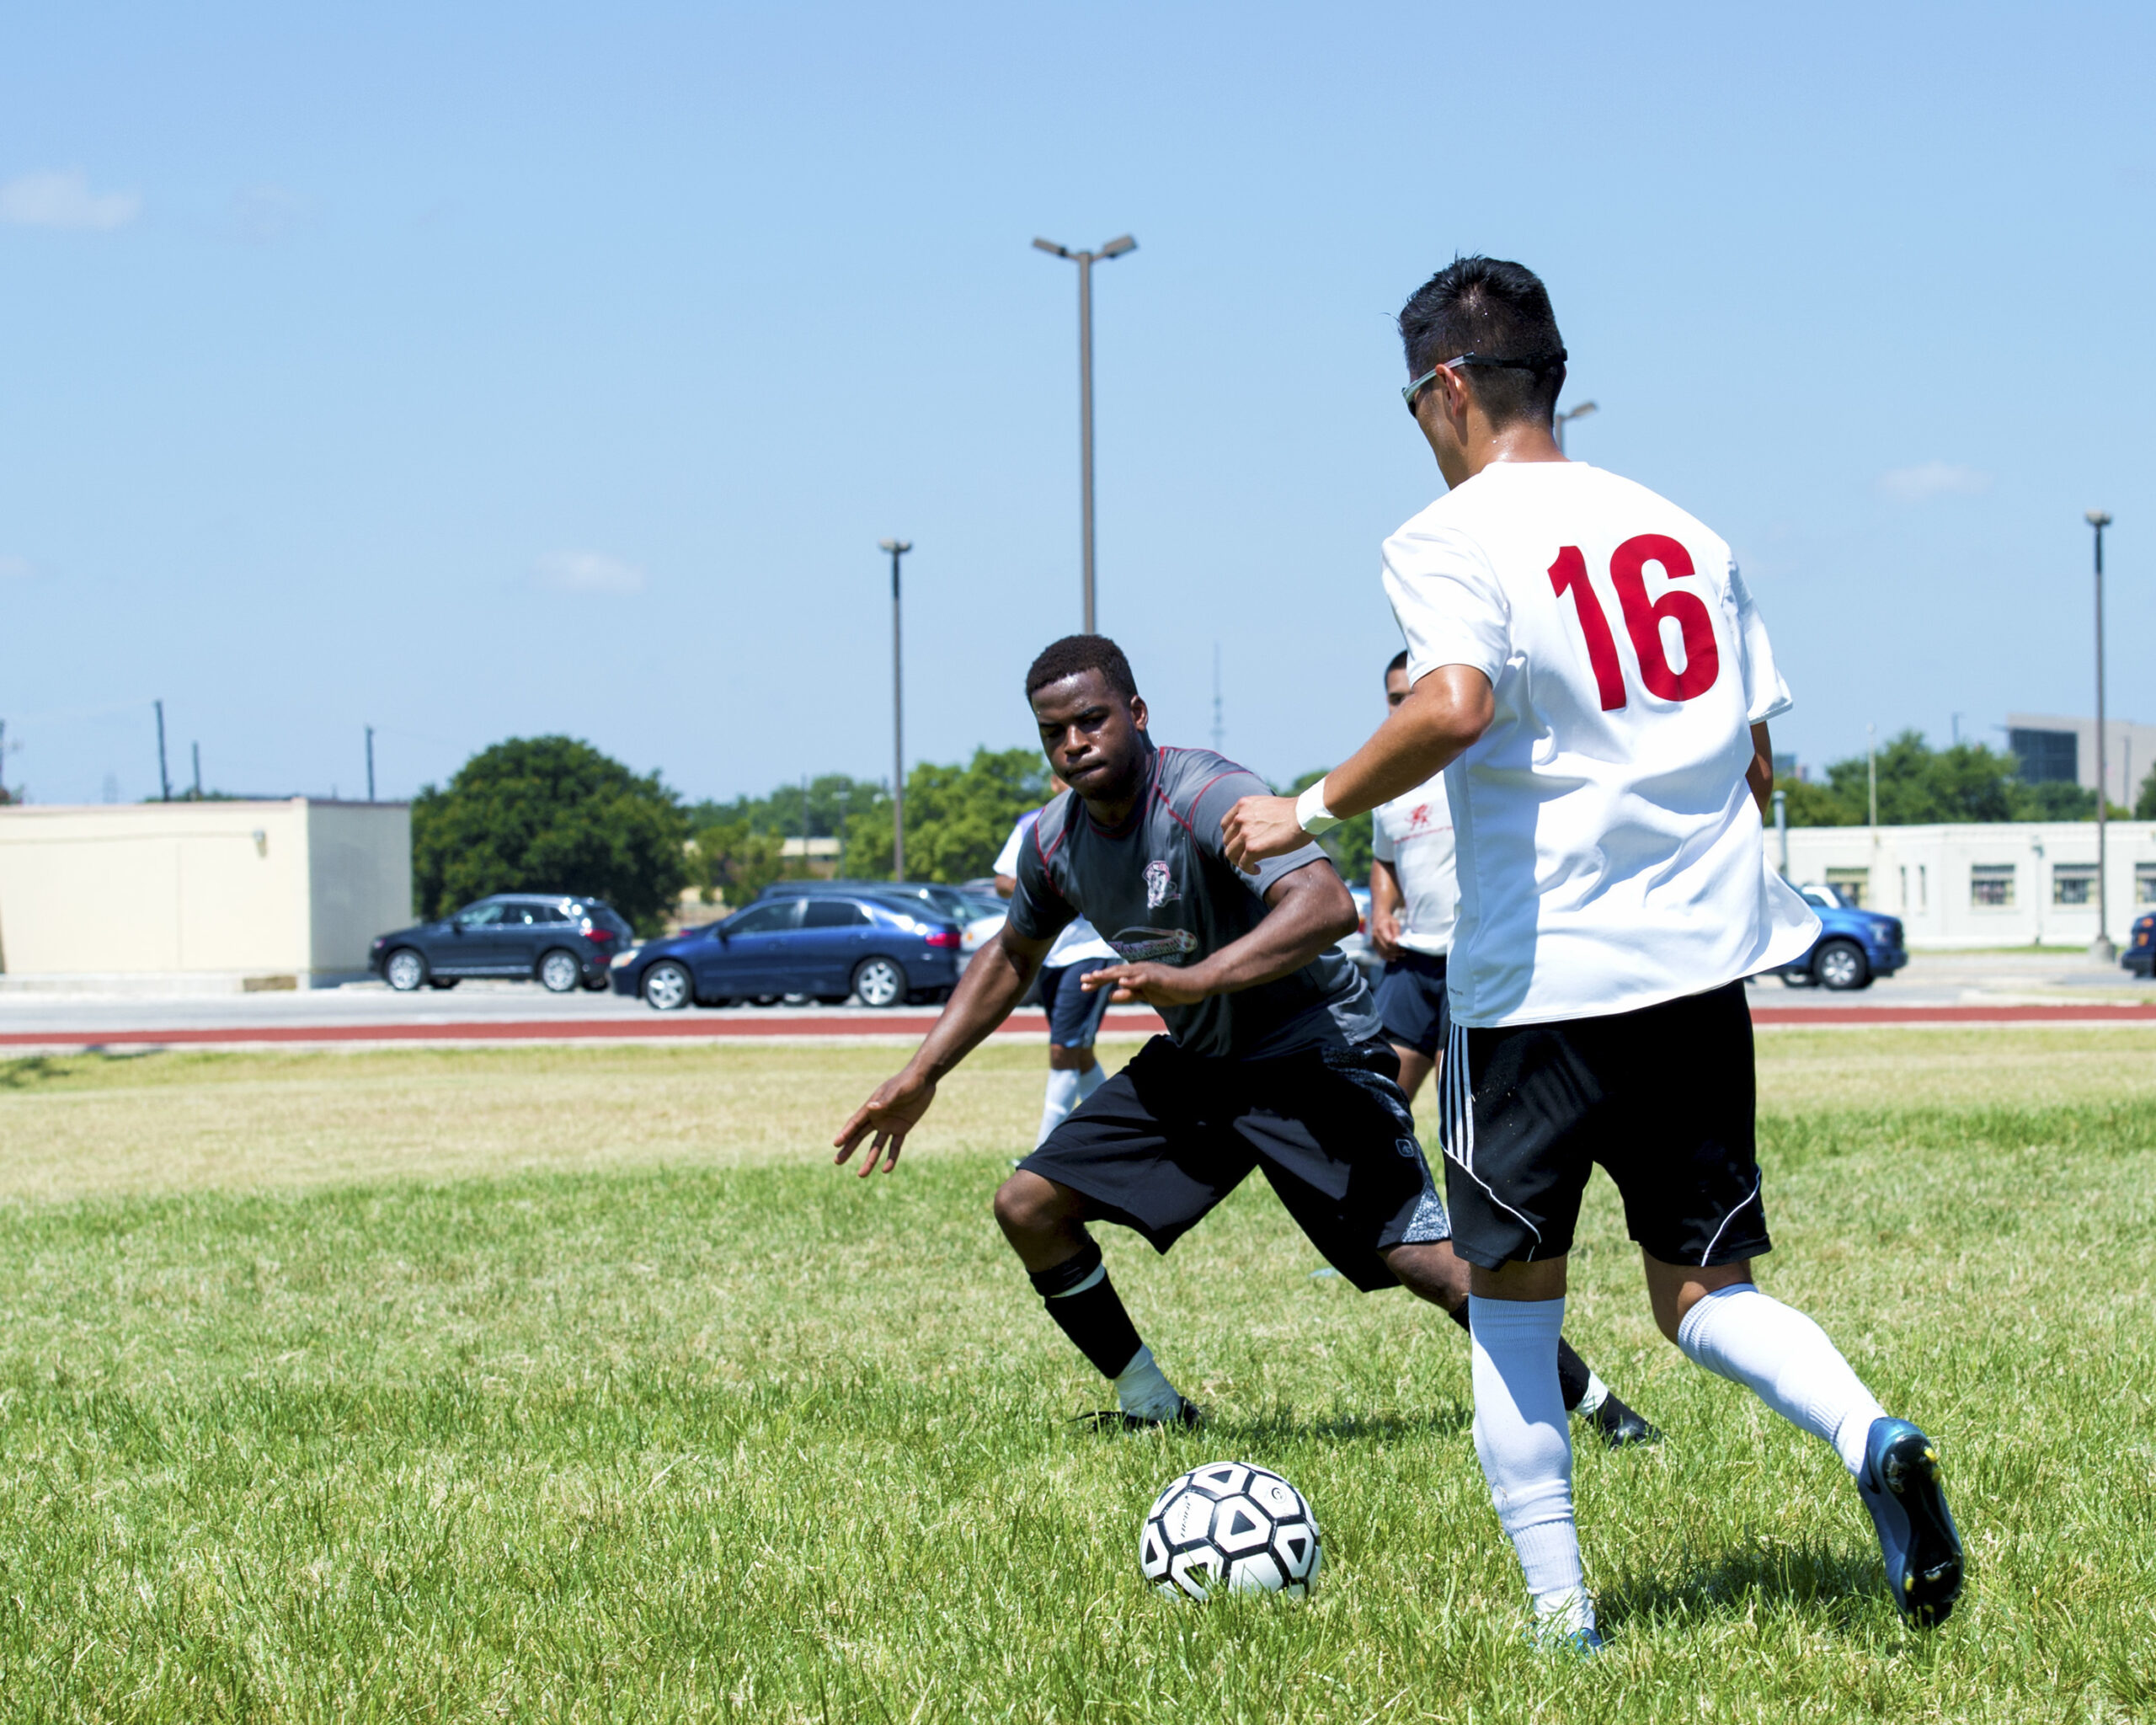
[1033,233,1138,633]
[879,538,913,880]
[2087,509,2116,963]
[1555,399,1598,456]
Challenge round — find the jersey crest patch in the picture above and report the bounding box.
[1109,926,1199,964]
[1143,860,1180,909]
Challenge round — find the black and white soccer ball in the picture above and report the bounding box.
[1139,1461,1322,1599]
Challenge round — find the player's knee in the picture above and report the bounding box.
[993,1170,1067,1242]
[1384,1241,1468,1311]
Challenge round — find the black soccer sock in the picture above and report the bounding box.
[1028,1237,1144,1380]
[1449,1298,1596,1415]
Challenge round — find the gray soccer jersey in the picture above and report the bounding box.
[1007,742,1380,1061]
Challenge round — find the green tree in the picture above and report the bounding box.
[686,821,792,907]
[841,748,1048,882]
[2139,763,2156,820]
[1289,769,1376,886]
[412,736,688,932]
[1783,729,2105,825]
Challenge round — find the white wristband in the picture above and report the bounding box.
[1294,777,1340,836]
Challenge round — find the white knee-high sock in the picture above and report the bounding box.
[1036,1068,1082,1147]
[1678,1284,1886,1477]
[1469,1295,1593,1635]
[1075,1060,1106,1100]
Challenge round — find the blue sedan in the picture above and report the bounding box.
[1773,884,1908,991]
[612,889,964,1010]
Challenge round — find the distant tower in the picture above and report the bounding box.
[1211,643,1225,752]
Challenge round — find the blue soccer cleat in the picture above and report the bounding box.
[1855,1417,1965,1626]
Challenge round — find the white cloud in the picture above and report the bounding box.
[532,550,645,594]
[229,184,308,244]
[0,554,34,581]
[1876,461,1993,504]
[0,168,141,231]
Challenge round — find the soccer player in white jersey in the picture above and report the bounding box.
[1223,256,1963,1648]
[993,778,1123,1146]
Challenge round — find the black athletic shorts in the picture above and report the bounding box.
[1018,1033,1450,1292]
[1374,950,1449,1059]
[1438,980,1771,1271]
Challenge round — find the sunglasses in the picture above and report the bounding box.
[1401,349,1569,415]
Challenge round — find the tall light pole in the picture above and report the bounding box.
[879,538,913,879]
[2087,509,2115,962]
[1033,233,1136,633]
[1555,399,1598,455]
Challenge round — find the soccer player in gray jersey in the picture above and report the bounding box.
[835,634,1644,1432]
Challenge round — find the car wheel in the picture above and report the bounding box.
[1814,939,1870,991]
[851,956,907,1008]
[537,949,584,993]
[641,961,693,1012]
[1778,968,1816,988]
[384,948,428,991]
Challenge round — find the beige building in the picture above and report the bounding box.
[1775,820,2156,947]
[0,799,412,986]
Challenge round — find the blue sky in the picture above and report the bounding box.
[3,2,2151,806]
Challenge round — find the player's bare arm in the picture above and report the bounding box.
[1219,665,1496,872]
[1368,857,1405,960]
[834,919,1055,1177]
[1748,722,1773,817]
[1081,861,1358,1008]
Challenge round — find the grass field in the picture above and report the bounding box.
[0,1031,2153,1721]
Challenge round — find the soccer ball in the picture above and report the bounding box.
[1139,1461,1322,1599]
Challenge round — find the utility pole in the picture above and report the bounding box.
[1555,399,1598,455]
[1033,233,1137,633]
[366,726,376,802]
[2088,510,2116,962]
[154,700,171,802]
[191,742,202,800]
[1772,787,1789,876]
[879,539,913,879]
[1867,724,1878,829]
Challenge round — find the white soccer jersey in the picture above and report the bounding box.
[1382,461,1818,1028]
[1372,772,1457,955]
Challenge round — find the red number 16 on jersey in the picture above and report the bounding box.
[1547,534,1721,711]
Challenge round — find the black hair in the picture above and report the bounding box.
[1398,256,1566,428]
[1385,649,1409,678]
[1026,633,1138,701]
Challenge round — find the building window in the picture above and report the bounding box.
[1971,863,2016,908]
[1918,864,1929,911]
[2137,864,2156,905]
[2052,865,2098,907]
[1825,868,1869,908]
[2009,728,2079,784]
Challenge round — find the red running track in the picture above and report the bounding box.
[2,1001,2153,1049]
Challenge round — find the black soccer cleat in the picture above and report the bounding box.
[1588,1392,1662,1451]
[1071,1397,1203,1432]
[1856,1417,1965,1626]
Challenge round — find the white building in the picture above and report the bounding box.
[0,799,411,986]
[1776,820,2156,947]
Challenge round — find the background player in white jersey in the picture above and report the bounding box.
[993,780,1123,1146]
[1223,257,1963,1647]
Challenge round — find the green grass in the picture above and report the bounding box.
[0,1044,2151,1720]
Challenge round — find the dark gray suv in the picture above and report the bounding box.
[370,895,633,992]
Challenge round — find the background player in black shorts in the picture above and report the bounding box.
[835,634,1646,1438]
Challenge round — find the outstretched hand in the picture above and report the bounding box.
[1219,794,1310,874]
[1080,961,1206,1009]
[833,1070,937,1178]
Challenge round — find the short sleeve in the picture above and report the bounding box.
[992,811,1033,879]
[1372,819,1396,864]
[1186,766,1336,900]
[1381,519,1510,688]
[1726,559,1794,724]
[1004,821,1077,943]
